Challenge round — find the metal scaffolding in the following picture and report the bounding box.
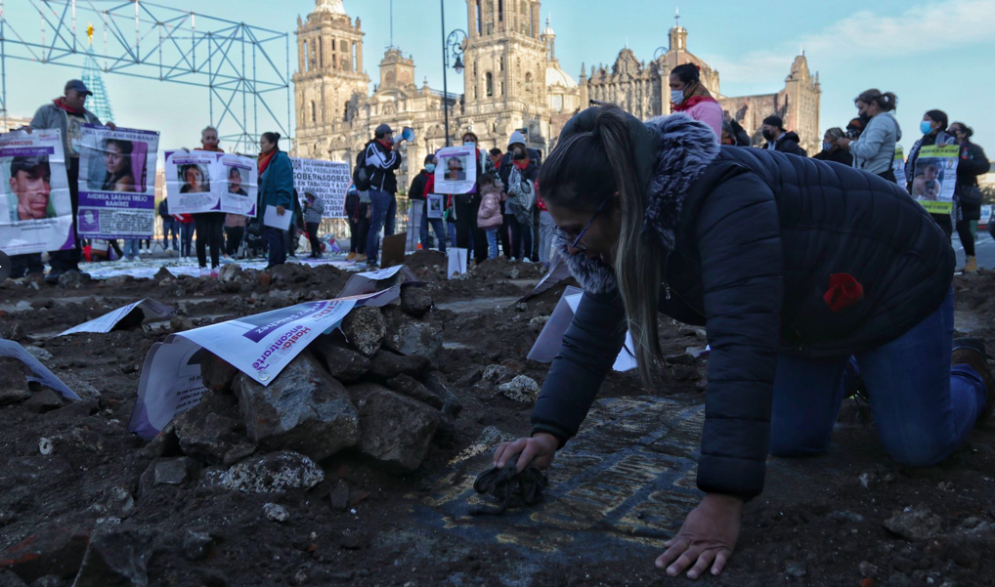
[0,0,293,153]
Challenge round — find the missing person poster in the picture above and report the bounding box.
[164,149,218,214]
[426,194,444,219]
[77,125,160,239]
[218,154,257,217]
[893,146,907,191]
[434,146,477,194]
[0,129,73,255]
[912,145,959,215]
[290,157,349,219]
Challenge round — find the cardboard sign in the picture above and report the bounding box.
[380,232,407,268]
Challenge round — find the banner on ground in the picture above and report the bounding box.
[893,146,907,191]
[164,151,258,216]
[77,125,160,240]
[912,145,959,215]
[128,287,401,440]
[58,299,175,336]
[434,146,477,194]
[338,264,418,298]
[0,338,79,400]
[290,157,349,219]
[527,286,637,372]
[0,129,74,255]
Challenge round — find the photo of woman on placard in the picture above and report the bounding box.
[88,138,136,192]
[227,166,248,196]
[445,156,466,182]
[179,164,210,194]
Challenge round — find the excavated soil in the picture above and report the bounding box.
[0,260,994,587]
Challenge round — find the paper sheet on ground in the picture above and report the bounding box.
[58,299,175,336]
[128,287,401,440]
[0,338,79,400]
[527,287,637,372]
[338,264,418,298]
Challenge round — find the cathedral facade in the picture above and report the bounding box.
[292,0,820,191]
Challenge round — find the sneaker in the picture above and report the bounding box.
[952,338,995,421]
[354,254,367,263]
[366,261,379,271]
[199,267,211,277]
[964,255,978,273]
[210,269,219,279]
[346,252,356,261]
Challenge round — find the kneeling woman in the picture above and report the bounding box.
[493,105,992,578]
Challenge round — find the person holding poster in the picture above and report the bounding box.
[190,126,226,274]
[257,132,294,268]
[453,131,498,265]
[29,79,115,283]
[948,122,989,273]
[906,110,957,239]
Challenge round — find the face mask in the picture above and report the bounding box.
[425,164,436,173]
[823,141,833,152]
[513,151,526,160]
[670,90,684,105]
[762,129,775,141]
[464,142,476,148]
[920,121,934,135]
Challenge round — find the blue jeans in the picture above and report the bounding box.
[179,222,194,257]
[365,189,396,265]
[770,289,987,466]
[486,228,499,259]
[420,201,448,253]
[264,226,287,267]
[162,217,179,250]
[124,239,140,260]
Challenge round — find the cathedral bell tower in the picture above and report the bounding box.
[463,0,547,141]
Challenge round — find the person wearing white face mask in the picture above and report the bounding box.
[452,131,498,264]
[669,63,722,140]
[906,109,957,240]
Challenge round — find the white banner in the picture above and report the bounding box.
[0,129,74,255]
[128,287,402,440]
[77,125,160,239]
[58,299,175,336]
[434,146,477,195]
[0,338,79,400]
[290,157,350,219]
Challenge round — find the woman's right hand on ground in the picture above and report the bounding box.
[493,432,558,473]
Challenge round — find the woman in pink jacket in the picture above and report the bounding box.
[670,63,722,141]
[476,174,504,259]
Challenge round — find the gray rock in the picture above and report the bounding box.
[58,270,91,289]
[368,350,430,381]
[218,263,242,283]
[347,383,441,472]
[828,510,866,524]
[0,357,30,405]
[263,503,290,523]
[330,480,350,511]
[883,507,942,541]
[481,364,513,384]
[70,527,153,587]
[784,561,807,578]
[153,457,196,486]
[200,352,239,393]
[207,451,324,493]
[57,372,102,402]
[170,315,194,332]
[528,315,549,333]
[173,392,242,464]
[153,267,174,283]
[233,353,359,461]
[400,287,433,318]
[456,367,483,388]
[341,306,386,356]
[308,335,371,382]
[381,309,443,360]
[181,530,214,562]
[949,516,995,548]
[386,375,444,410]
[104,275,133,289]
[0,569,27,587]
[88,486,135,518]
[22,389,65,413]
[422,371,463,420]
[222,443,257,466]
[31,577,62,587]
[858,561,878,578]
[498,375,540,403]
[24,346,54,362]
[268,263,308,286]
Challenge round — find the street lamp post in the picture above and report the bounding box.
[440,1,467,147]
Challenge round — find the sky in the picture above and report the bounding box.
[3,0,993,157]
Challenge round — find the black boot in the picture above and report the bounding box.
[952,338,994,421]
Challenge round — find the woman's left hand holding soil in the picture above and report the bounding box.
[656,493,742,579]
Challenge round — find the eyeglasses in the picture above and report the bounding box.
[554,195,612,251]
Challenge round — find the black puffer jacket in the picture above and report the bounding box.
[531,112,954,500]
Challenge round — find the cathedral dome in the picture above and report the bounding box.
[546,63,576,88]
[315,0,346,15]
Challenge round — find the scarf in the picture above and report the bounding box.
[513,158,531,170]
[198,145,224,153]
[377,138,393,152]
[673,81,716,113]
[257,149,277,175]
[53,97,85,115]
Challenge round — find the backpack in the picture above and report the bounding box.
[352,146,371,192]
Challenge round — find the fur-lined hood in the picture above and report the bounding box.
[554,113,720,294]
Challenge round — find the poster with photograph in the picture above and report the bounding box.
[0,129,74,255]
[77,125,159,239]
[290,157,350,219]
[218,154,257,217]
[434,146,477,194]
[893,146,907,191]
[911,145,959,215]
[164,150,218,214]
[426,194,444,219]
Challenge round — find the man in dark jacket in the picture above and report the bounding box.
[761,115,807,157]
[408,154,433,251]
[158,198,178,251]
[363,123,403,269]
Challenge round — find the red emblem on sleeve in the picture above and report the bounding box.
[824,273,864,313]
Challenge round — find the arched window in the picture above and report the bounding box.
[352,43,358,72]
[498,0,504,22]
[486,72,493,97]
[475,1,481,34]
[525,72,533,94]
[500,81,505,96]
[303,41,309,71]
[500,56,504,72]
[319,40,323,67]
